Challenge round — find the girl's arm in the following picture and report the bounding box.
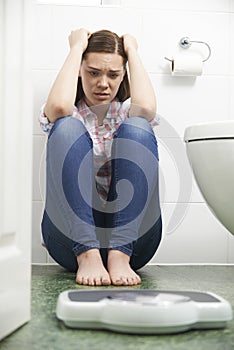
[44,28,91,123]
[123,34,156,121]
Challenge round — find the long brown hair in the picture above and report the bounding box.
[75,30,130,105]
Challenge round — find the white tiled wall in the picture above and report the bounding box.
[32,0,234,264]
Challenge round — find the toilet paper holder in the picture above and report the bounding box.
[165,37,211,62]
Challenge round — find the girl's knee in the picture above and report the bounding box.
[124,116,151,129]
[116,117,155,142]
[49,116,87,140]
[114,117,159,159]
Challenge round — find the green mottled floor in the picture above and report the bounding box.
[1,265,234,350]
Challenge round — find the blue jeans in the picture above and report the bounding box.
[41,116,162,272]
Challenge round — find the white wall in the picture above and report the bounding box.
[32,0,234,264]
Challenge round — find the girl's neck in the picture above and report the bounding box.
[89,104,110,124]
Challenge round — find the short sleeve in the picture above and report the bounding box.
[149,113,160,127]
[39,103,53,133]
[119,98,131,120]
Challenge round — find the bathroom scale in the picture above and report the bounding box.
[56,289,233,334]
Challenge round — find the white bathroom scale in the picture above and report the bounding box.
[56,290,233,334]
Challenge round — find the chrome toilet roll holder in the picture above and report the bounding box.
[165,37,211,63]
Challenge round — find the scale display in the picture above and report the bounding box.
[56,290,233,334]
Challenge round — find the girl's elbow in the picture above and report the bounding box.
[129,102,156,120]
[45,103,74,123]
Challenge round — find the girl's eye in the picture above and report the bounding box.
[89,71,99,77]
[110,73,119,79]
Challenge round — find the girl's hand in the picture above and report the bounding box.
[122,34,138,56]
[69,28,91,52]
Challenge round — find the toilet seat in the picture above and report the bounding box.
[184,121,234,142]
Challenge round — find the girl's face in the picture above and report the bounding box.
[79,52,126,107]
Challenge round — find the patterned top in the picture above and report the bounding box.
[39,98,159,200]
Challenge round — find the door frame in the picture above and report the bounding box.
[0,0,33,340]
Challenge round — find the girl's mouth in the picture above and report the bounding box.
[94,93,110,99]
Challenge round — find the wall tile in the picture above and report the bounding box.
[33,69,58,135]
[51,5,142,69]
[35,0,100,5]
[230,78,234,119]
[32,201,47,263]
[157,137,203,203]
[151,75,230,138]
[230,0,234,13]
[32,5,53,69]
[230,14,234,75]
[152,203,229,264]
[122,0,230,12]
[141,11,229,76]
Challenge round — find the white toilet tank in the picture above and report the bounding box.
[184,121,234,235]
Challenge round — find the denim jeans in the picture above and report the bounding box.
[41,116,162,272]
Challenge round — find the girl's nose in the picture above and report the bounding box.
[97,75,109,88]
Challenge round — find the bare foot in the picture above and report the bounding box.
[76,249,111,286]
[107,250,141,286]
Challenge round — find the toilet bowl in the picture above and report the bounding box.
[184,121,234,235]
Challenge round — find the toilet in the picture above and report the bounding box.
[184,121,234,235]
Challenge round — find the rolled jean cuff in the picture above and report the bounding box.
[73,242,100,257]
[109,242,133,257]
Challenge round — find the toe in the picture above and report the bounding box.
[136,275,141,284]
[101,277,111,286]
[121,277,129,286]
[76,274,82,285]
[88,278,95,286]
[94,277,102,286]
[112,278,123,286]
[127,277,135,286]
[82,277,88,285]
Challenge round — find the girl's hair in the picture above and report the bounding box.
[75,30,130,105]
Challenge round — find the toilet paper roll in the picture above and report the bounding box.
[171,54,203,76]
